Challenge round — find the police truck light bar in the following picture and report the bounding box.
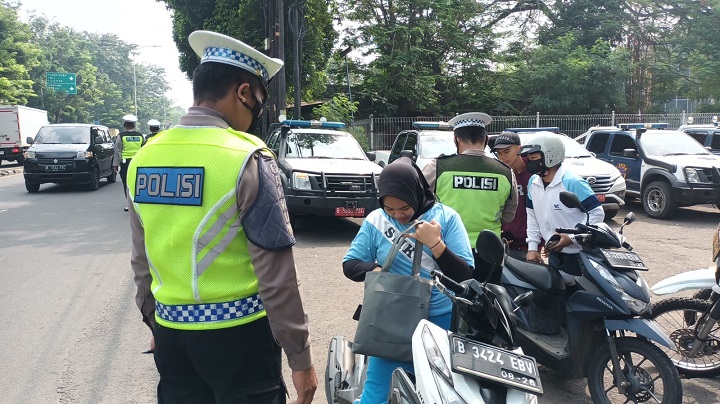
[412,121,452,130]
[618,123,669,130]
[281,119,345,129]
[505,127,560,133]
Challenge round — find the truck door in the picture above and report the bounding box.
[608,133,642,193]
[711,131,720,155]
[389,132,408,164]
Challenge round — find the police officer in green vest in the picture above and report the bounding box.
[113,114,145,211]
[422,112,518,284]
[127,30,317,404]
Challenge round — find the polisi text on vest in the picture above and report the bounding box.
[452,175,499,191]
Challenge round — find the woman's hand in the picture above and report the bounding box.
[406,220,445,257]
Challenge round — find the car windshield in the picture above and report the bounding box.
[35,126,89,144]
[639,132,711,156]
[418,133,456,158]
[561,137,593,158]
[286,132,366,159]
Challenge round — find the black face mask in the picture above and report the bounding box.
[526,159,547,176]
[238,86,264,134]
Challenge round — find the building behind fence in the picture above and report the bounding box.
[349,112,720,151]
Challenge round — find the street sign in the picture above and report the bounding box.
[46,72,77,94]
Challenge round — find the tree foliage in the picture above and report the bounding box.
[0,1,41,104]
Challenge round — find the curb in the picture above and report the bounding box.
[0,167,23,176]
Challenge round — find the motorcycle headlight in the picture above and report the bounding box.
[685,167,701,183]
[591,260,650,315]
[421,325,467,404]
[76,151,93,158]
[24,150,36,159]
[292,172,313,190]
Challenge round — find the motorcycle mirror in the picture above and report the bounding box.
[513,291,533,312]
[559,191,583,210]
[619,212,636,235]
[475,230,505,268]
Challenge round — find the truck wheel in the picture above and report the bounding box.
[603,208,618,221]
[642,180,677,219]
[25,181,40,193]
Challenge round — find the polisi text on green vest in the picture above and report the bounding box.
[453,175,499,191]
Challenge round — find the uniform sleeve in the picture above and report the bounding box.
[501,170,519,225]
[525,182,542,251]
[128,203,156,331]
[113,136,122,167]
[421,159,438,192]
[237,153,313,371]
[441,208,475,267]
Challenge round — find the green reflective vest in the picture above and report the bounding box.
[127,125,268,330]
[435,154,512,244]
[120,131,144,159]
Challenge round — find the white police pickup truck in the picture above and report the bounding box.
[584,123,720,219]
[263,119,382,224]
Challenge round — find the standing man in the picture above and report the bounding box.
[492,131,533,258]
[422,112,518,284]
[126,30,317,404]
[520,132,604,285]
[145,119,162,141]
[113,114,145,212]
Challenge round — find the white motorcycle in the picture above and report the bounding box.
[650,252,720,378]
[326,230,543,404]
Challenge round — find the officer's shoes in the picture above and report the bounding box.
[124,207,129,212]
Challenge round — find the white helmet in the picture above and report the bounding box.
[147,119,161,127]
[519,132,565,168]
[122,114,138,124]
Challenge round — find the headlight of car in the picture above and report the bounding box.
[292,172,313,190]
[685,167,701,183]
[24,150,36,159]
[76,151,94,158]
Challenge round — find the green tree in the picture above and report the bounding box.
[0,0,41,104]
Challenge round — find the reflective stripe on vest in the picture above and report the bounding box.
[156,294,263,324]
[435,154,512,243]
[127,125,269,330]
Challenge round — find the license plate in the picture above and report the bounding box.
[0,151,4,155]
[597,194,606,202]
[450,336,543,395]
[45,165,66,171]
[600,249,648,271]
[335,207,365,217]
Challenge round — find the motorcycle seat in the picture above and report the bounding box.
[505,256,566,294]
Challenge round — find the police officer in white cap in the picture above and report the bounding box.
[145,119,162,141]
[113,114,145,211]
[126,30,318,404]
[422,112,518,284]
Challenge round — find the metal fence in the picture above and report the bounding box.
[350,112,720,150]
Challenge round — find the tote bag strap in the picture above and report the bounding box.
[380,220,425,278]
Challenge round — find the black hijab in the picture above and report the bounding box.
[378,157,436,221]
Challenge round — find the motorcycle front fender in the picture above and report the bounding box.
[604,318,673,348]
[650,266,716,296]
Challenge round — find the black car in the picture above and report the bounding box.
[23,124,117,192]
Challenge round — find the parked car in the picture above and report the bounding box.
[677,124,720,155]
[263,119,382,224]
[584,123,720,219]
[495,128,627,220]
[23,123,117,193]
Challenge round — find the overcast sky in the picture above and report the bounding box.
[17,0,194,112]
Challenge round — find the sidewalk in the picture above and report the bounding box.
[0,166,23,176]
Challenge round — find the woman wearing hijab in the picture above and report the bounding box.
[343,157,475,404]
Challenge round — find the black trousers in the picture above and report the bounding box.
[154,316,286,404]
[120,159,131,199]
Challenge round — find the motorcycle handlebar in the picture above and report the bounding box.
[555,227,580,234]
[430,270,468,297]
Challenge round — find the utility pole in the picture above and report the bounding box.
[268,0,286,123]
[289,0,307,119]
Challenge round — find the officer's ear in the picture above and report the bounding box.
[236,83,251,103]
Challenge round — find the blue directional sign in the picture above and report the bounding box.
[46,72,77,94]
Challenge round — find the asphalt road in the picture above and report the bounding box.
[2,169,720,403]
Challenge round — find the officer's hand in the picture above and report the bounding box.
[527,251,543,263]
[291,365,318,404]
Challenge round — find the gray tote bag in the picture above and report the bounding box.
[352,225,433,362]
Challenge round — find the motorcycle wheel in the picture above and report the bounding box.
[587,337,682,404]
[692,289,713,301]
[651,297,720,378]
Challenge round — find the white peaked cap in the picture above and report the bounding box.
[448,112,492,129]
[123,114,138,123]
[188,30,284,87]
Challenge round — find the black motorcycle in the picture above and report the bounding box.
[499,191,682,403]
